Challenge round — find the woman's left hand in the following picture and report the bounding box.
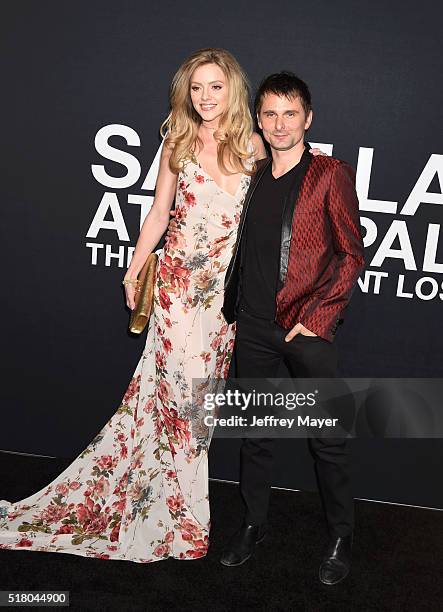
[309,148,328,156]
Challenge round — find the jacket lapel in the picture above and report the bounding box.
[277,143,313,290]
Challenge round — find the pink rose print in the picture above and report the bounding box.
[209,235,229,257]
[221,213,232,228]
[55,525,74,535]
[97,456,113,471]
[55,483,69,496]
[159,255,191,296]
[153,543,170,557]
[112,499,126,513]
[120,445,128,460]
[162,337,172,354]
[210,336,222,351]
[168,230,186,251]
[166,493,184,513]
[161,405,191,449]
[158,287,172,312]
[158,380,173,404]
[184,191,196,207]
[155,352,166,369]
[123,375,141,404]
[110,523,121,542]
[39,503,71,525]
[92,476,110,499]
[143,398,155,414]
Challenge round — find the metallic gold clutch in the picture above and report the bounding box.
[129,253,158,334]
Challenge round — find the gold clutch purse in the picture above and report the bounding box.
[129,253,158,334]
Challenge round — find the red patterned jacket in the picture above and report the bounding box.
[222,146,365,342]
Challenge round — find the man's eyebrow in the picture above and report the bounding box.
[262,109,299,113]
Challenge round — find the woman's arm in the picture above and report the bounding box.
[123,144,177,309]
[125,144,177,279]
[251,131,267,160]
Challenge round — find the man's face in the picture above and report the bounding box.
[257,92,312,152]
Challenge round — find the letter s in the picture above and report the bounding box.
[91,124,141,188]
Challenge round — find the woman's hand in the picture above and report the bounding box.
[310,147,328,156]
[165,210,178,243]
[123,278,139,311]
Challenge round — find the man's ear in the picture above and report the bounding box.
[305,110,313,131]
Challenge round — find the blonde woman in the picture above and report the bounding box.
[0,48,266,563]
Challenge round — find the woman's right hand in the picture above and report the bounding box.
[123,279,138,310]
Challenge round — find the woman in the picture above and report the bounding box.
[0,48,266,562]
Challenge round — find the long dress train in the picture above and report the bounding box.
[0,156,251,562]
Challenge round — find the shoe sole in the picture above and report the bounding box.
[318,566,350,586]
[220,533,267,567]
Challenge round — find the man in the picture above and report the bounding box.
[221,72,365,585]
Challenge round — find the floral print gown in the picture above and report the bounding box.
[0,156,251,562]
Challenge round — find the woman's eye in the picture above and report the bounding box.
[212,85,222,90]
[191,86,200,92]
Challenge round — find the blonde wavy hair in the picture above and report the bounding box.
[160,48,254,175]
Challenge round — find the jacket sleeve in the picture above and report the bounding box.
[297,161,365,342]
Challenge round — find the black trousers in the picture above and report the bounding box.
[235,306,354,538]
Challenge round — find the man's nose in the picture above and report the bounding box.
[275,116,285,131]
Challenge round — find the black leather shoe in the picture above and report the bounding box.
[220,523,267,567]
[319,534,353,585]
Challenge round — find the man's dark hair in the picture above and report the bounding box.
[254,71,312,117]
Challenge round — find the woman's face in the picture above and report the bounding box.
[189,63,229,126]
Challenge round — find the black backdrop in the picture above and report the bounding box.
[1,1,442,508]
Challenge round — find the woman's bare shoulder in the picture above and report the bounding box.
[251,132,267,160]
